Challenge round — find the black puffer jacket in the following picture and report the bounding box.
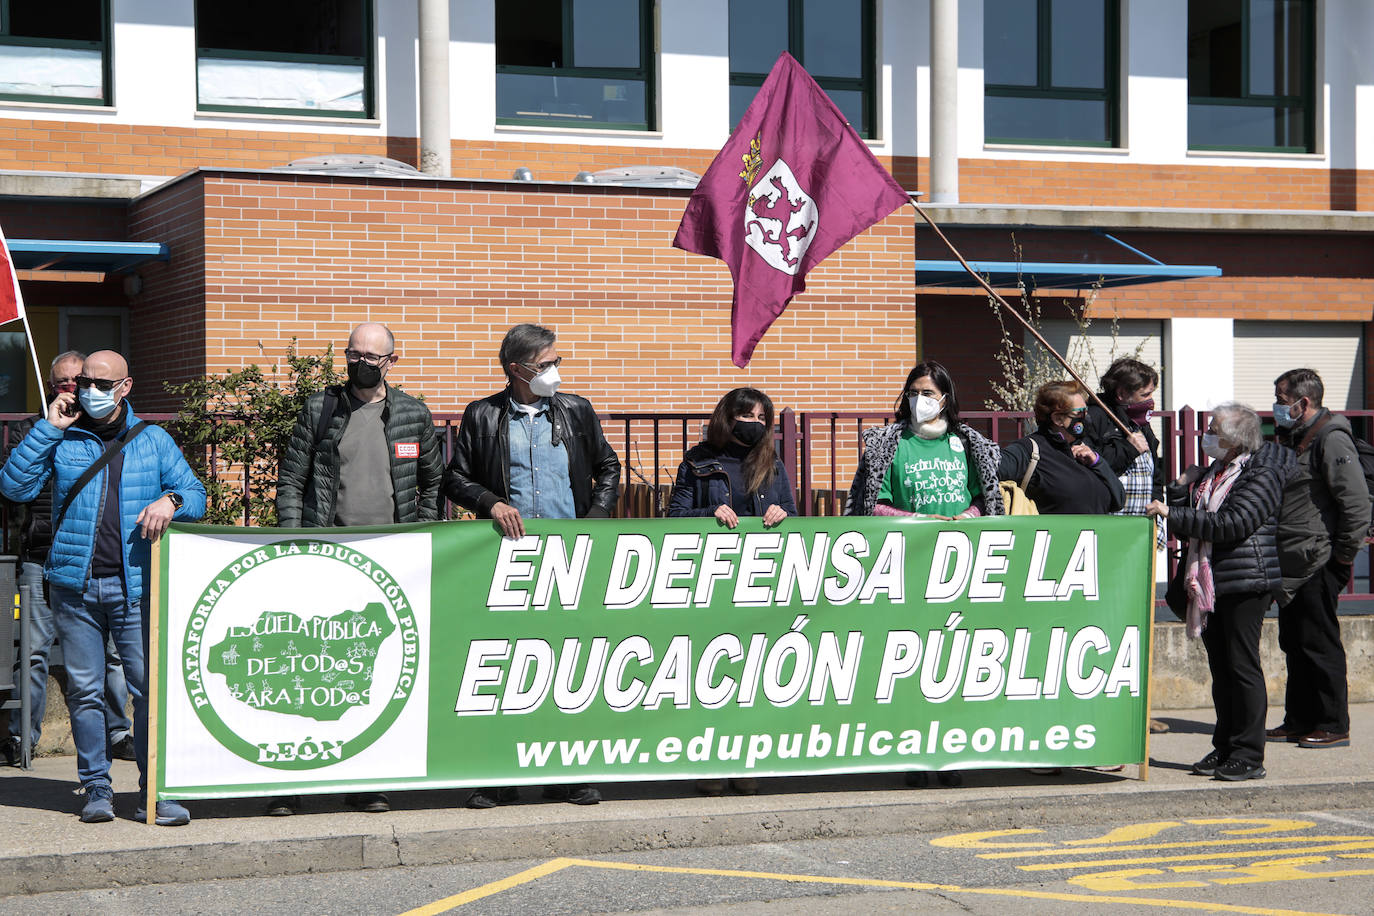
[2,416,54,562]
[276,385,445,527]
[1164,441,1294,599]
[443,390,620,519]
[667,443,798,518]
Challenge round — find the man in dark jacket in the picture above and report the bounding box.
[3,351,133,768]
[1268,368,1370,749]
[444,323,620,807]
[271,322,443,815]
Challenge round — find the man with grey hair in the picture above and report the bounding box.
[3,351,132,767]
[1267,368,1370,749]
[444,323,620,807]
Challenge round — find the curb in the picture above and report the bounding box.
[8,778,1374,896]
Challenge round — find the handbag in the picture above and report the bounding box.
[998,437,1040,516]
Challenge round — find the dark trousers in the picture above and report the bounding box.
[1202,592,1269,765]
[1277,561,1350,734]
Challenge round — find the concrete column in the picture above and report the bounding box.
[418,0,451,176]
[929,0,959,203]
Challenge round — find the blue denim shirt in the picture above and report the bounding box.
[507,398,576,519]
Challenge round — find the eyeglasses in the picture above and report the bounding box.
[521,357,562,374]
[907,389,942,400]
[75,375,128,392]
[344,349,394,366]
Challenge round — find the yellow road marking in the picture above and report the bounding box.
[1188,819,1318,835]
[930,827,1056,849]
[1016,840,1374,871]
[395,858,576,915]
[401,856,1353,916]
[983,835,1374,860]
[1063,822,1184,845]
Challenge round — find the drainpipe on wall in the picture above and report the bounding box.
[418,0,451,177]
[929,0,958,204]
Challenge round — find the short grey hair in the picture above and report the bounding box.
[1210,402,1263,454]
[499,323,556,380]
[50,350,85,379]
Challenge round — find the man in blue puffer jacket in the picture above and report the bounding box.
[0,350,205,825]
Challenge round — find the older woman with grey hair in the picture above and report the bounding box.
[1147,403,1294,783]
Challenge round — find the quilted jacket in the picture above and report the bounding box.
[0,403,206,600]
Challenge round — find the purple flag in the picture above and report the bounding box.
[674,52,910,367]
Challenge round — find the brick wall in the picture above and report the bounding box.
[3,115,1371,211]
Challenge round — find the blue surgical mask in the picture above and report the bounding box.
[1273,402,1297,429]
[79,386,119,419]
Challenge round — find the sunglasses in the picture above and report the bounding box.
[75,375,128,392]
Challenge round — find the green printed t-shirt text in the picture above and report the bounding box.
[878,430,978,516]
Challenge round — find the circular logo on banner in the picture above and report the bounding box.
[182,539,420,770]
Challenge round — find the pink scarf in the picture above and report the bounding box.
[1184,454,1250,638]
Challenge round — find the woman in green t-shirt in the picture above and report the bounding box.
[846,360,1004,520]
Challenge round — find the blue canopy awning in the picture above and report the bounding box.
[6,239,170,275]
[913,259,1222,290]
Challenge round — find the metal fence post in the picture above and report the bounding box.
[780,408,798,510]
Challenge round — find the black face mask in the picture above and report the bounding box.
[731,419,767,446]
[348,360,383,389]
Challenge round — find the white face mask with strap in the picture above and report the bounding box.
[528,366,561,397]
[909,394,943,424]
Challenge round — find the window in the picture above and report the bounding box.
[196,0,372,118]
[984,0,1118,146]
[0,1,109,106]
[1187,0,1313,152]
[496,0,654,130]
[729,0,875,139]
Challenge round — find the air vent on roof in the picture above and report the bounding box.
[280,155,423,177]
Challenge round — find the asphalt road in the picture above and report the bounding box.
[8,806,1374,915]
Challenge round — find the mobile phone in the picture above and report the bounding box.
[59,399,80,417]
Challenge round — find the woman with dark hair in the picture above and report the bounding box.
[997,380,1125,515]
[1087,357,1166,543]
[668,388,795,796]
[668,387,796,530]
[846,360,1003,519]
[1146,403,1292,781]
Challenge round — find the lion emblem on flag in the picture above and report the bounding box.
[743,158,818,276]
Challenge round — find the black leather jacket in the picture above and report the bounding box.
[3,416,54,562]
[443,390,621,519]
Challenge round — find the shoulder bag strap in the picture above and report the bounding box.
[51,421,151,535]
[313,389,340,447]
[1295,412,1331,456]
[1020,437,1040,491]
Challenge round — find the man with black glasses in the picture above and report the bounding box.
[444,322,620,807]
[0,350,205,825]
[272,321,444,815]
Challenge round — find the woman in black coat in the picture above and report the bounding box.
[1147,402,1294,783]
[668,387,796,529]
[996,380,1124,514]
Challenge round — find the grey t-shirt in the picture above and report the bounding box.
[333,397,395,526]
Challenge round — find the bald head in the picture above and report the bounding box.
[81,350,133,413]
[348,323,395,356]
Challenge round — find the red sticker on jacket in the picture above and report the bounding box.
[395,442,419,458]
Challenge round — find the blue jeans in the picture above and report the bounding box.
[8,562,132,748]
[50,577,147,791]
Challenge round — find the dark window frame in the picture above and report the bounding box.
[983,0,1120,147]
[728,0,877,140]
[496,0,656,131]
[194,0,375,119]
[0,0,111,107]
[1186,0,1315,153]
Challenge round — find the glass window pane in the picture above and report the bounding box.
[984,0,1039,87]
[1188,102,1305,149]
[199,57,365,112]
[0,332,31,413]
[821,86,867,135]
[1248,0,1305,97]
[985,95,1111,144]
[1050,0,1105,89]
[572,0,641,69]
[802,0,863,79]
[1187,0,1242,98]
[730,82,761,128]
[498,72,647,126]
[9,1,102,42]
[497,0,563,67]
[0,45,103,100]
[729,0,789,74]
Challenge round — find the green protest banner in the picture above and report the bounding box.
[152,515,1153,800]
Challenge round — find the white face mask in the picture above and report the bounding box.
[528,365,561,398]
[908,394,943,424]
[1201,433,1229,461]
[79,386,120,419]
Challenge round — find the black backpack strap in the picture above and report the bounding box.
[51,420,151,535]
[313,388,341,447]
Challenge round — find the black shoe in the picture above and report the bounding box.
[265,795,301,816]
[1191,750,1226,776]
[109,735,136,762]
[543,784,601,805]
[2,736,19,767]
[347,792,390,813]
[1214,759,1266,781]
[465,790,497,809]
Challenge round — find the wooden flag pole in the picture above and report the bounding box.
[908,200,1134,438]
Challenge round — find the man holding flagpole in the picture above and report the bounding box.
[674,52,911,367]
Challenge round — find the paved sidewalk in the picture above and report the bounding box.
[2,705,1371,896]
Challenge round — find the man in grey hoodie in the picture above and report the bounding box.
[1268,368,1370,749]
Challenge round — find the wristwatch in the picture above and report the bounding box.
[163,491,184,510]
